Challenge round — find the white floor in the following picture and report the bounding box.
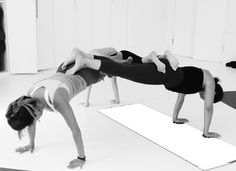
[1,56,236,171]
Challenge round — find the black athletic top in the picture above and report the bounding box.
[165,66,204,94]
[56,62,103,87]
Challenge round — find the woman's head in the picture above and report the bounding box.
[6,96,43,133]
[213,77,223,103]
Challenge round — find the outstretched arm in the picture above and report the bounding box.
[15,123,36,153]
[110,77,120,104]
[172,93,188,124]
[54,91,86,169]
[202,71,220,138]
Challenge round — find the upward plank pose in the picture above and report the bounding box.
[63,48,224,138]
[5,48,123,169]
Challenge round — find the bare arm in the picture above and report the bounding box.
[28,123,36,152]
[54,91,86,168]
[110,77,120,104]
[172,93,188,124]
[15,123,36,153]
[202,73,220,138]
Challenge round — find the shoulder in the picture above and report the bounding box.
[202,69,214,86]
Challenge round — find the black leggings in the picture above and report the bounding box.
[120,50,143,64]
[94,55,182,87]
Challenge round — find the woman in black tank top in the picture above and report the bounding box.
[64,48,223,138]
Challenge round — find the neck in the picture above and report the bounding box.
[30,87,48,110]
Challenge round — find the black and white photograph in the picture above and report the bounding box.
[1,0,236,170]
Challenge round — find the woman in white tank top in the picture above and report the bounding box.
[5,48,124,169]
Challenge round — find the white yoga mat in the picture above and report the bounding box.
[99,104,236,170]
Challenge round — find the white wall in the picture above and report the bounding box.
[127,0,168,55]
[74,0,170,56]
[93,0,112,48]
[193,0,227,62]
[54,0,75,66]
[223,0,236,63]
[53,0,236,64]
[111,0,127,50]
[6,0,37,73]
[75,0,94,52]
[172,0,196,57]
[9,0,236,73]
[36,0,54,70]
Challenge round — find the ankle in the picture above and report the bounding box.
[82,58,89,67]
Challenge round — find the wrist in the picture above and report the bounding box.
[203,130,208,135]
[173,116,178,120]
[77,155,86,161]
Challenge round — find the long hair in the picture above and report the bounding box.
[6,96,40,138]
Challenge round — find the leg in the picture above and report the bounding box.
[121,50,166,73]
[84,85,92,107]
[66,53,165,85]
[110,76,120,104]
[62,48,94,70]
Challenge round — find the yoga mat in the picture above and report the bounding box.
[0,168,29,171]
[222,91,236,109]
[99,104,236,170]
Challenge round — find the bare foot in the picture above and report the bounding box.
[127,57,133,63]
[114,57,133,64]
[61,48,82,70]
[65,55,86,75]
[150,51,166,73]
[166,51,179,71]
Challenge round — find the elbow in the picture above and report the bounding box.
[205,105,213,113]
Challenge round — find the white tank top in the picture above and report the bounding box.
[28,73,87,112]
